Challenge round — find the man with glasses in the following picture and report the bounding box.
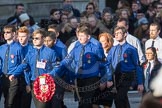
[83,2,101,19]
[107,26,144,108]
[15,29,57,108]
[114,18,145,65]
[0,25,23,108]
[114,18,146,91]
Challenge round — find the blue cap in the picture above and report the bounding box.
[138,17,149,26]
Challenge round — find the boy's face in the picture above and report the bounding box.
[51,11,60,20]
[114,29,126,42]
[78,32,90,44]
[32,33,44,47]
[44,36,55,48]
[3,28,14,41]
[18,32,29,45]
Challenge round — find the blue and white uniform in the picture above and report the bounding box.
[15,45,56,85]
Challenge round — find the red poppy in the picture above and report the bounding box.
[143,64,147,69]
[86,54,91,58]
[42,59,47,63]
[123,53,127,58]
[10,54,14,59]
[33,74,55,102]
[156,48,158,51]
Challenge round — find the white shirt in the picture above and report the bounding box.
[145,36,162,63]
[104,50,108,57]
[114,32,145,64]
[144,60,154,78]
[68,41,78,54]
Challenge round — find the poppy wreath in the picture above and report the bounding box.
[33,74,55,102]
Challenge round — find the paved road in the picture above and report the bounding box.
[63,91,142,108]
[0,91,142,108]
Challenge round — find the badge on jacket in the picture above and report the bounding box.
[86,54,91,64]
[123,53,128,63]
[36,59,47,69]
[10,54,14,63]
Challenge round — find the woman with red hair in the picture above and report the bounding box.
[93,32,114,108]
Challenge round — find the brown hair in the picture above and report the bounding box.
[114,26,127,34]
[144,47,160,65]
[77,23,91,35]
[86,2,95,10]
[150,22,161,31]
[3,25,16,32]
[48,24,60,33]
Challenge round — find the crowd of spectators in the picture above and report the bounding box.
[0,0,162,108]
[0,0,161,50]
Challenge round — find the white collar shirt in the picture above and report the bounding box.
[144,60,154,78]
[145,36,162,63]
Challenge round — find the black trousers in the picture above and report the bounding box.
[14,76,32,108]
[1,74,19,108]
[31,83,52,108]
[77,77,99,108]
[51,83,65,108]
[114,72,134,108]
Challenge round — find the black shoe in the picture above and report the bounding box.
[63,105,67,108]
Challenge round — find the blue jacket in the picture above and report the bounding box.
[66,37,106,84]
[20,43,33,58]
[52,39,67,61]
[0,41,23,76]
[15,45,56,85]
[90,37,103,49]
[107,42,143,84]
[51,39,69,82]
[18,43,33,84]
[50,40,112,81]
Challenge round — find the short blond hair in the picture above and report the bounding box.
[32,29,46,38]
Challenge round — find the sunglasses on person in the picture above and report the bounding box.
[86,7,93,10]
[32,37,41,40]
[3,31,12,34]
